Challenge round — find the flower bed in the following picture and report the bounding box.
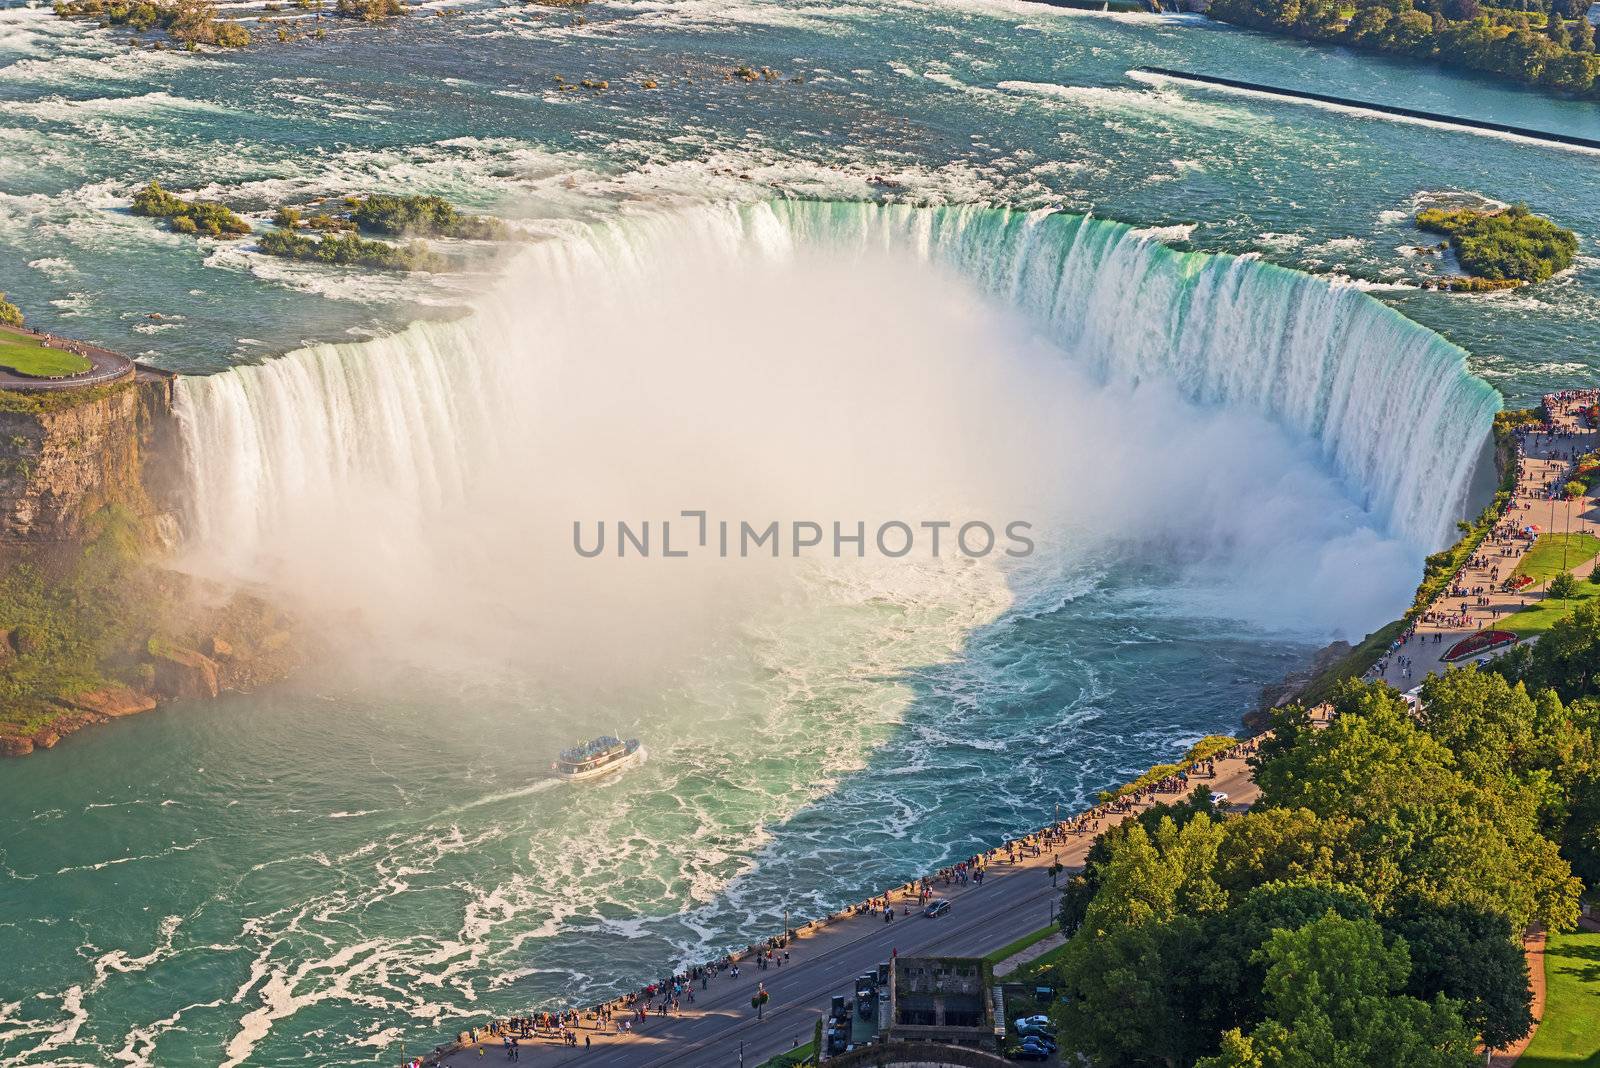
[1442,630,1518,662]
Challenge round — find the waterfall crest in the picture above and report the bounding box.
[176,200,1500,565]
[769,201,1501,550]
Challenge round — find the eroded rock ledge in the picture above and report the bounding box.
[0,364,301,757]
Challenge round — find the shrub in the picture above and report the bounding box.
[258,228,443,271]
[0,294,22,327]
[130,181,251,237]
[348,193,505,238]
[58,0,252,47]
[335,0,405,20]
[1549,570,1578,600]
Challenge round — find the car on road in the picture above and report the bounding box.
[922,899,951,918]
[1210,791,1230,809]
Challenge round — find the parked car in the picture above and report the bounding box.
[1210,791,1230,809]
[1015,1015,1052,1030]
[1018,1031,1057,1052]
[1011,1044,1049,1062]
[922,899,951,918]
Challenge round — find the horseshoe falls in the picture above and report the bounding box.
[178,202,1499,574]
[6,197,1502,1068]
[11,0,1591,1056]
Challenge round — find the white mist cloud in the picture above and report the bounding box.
[176,207,1421,692]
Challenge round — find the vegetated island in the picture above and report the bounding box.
[51,0,419,51]
[131,180,252,236]
[52,0,252,48]
[127,184,504,271]
[1206,0,1600,97]
[1415,203,1578,291]
[261,194,506,270]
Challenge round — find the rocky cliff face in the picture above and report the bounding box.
[0,368,302,758]
[0,370,181,544]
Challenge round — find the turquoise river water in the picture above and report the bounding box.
[0,0,1595,1063]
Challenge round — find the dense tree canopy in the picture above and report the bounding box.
[1047,654,1598,1066]
[1195,913,1480,1068]
[1208,0,1600,95]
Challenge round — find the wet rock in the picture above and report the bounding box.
[208,636,234,660]
[1,735,33,757]
[150,644,221,700]
[69,685,158,718]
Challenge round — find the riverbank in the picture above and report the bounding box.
[1369,389,1600,690]
[404,738,1264,1066]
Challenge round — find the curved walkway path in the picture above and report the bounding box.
[0,324,134,391]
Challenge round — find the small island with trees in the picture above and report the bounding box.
[131,181,252,237]
[123,185,504,272]
[51,0,414,51]
[1414,203,1578,290]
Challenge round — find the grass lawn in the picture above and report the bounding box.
[0,335,91,378]
[983,923,1060,967]
[1514,533,1600,585]
[1502,582,1600,638]
[1008,939,1072,985]
[1520,929,1600,1067]
[755,1040,814,1068]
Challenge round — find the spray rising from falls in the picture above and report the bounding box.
[175,200,1500,632]
[771,201,1501,550]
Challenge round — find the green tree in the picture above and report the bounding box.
[1416,667,1538,783]
[1053,917,1209,1068]
[1195,913,1479,1068]
[1255,681,1581,930]
[0,293,21,327]
[1189,881,1376,1042]
[1213,807,1363,896]
[1499,599,1600,700]
[1382,898,1533,1052]
[1081,815,1227,932]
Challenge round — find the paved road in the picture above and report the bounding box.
[434,751,1262,1068]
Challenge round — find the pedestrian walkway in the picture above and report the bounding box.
[1372,389,1600,690]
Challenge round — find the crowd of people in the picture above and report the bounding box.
[1369,389,1600,684]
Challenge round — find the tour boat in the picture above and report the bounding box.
[553,735,645,782]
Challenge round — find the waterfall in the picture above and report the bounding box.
[769,201,1501,550]
[175,200,1500,573]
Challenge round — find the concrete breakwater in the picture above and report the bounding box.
[1133,67,1600,153]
